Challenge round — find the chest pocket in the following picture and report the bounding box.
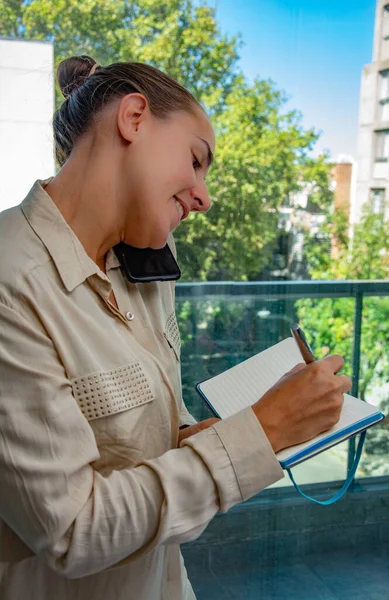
[164,311,181,362]
[71,361,155,421]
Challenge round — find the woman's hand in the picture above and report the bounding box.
[178,418,220,446]
[252,355,352,453]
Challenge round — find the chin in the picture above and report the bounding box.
[123,227,168,250]
[149,237,169,250]
[132,237,168,250]
[148,226,171,249]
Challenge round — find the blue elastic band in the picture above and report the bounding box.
[286,432,366,505]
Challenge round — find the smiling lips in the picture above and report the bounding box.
[174,196,189,221]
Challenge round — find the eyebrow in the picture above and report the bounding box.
[198,137,214,168]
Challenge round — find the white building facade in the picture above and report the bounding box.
[0,38,54,211]
[352,0,389,225]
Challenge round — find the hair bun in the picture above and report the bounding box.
[57,55,97,99]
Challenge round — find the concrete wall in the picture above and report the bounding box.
[0,38,54,211]
[183,477,389,579]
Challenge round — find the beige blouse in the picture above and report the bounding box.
[0,180,284,600]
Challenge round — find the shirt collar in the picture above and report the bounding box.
[105,248,121,271]
[21,179,113,292]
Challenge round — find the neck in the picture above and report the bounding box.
[45,143,124,272]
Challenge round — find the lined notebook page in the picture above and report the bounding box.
[199,338,304,417]
[198,337,381,464]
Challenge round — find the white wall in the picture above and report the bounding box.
[0,38,54,211]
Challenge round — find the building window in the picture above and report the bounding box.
[379,71,389,121]
[370,188,385,213]
[384,4,389,40]
[374,130,389,160]
[379,69,389,100]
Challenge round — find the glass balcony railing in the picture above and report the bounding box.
[177,280,389,599]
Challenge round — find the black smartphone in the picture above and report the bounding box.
[114,242,181,283]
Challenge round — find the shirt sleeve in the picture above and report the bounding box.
[179,399,197,428]
[0,297,284,580]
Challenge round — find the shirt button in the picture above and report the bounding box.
[126,311,135,321]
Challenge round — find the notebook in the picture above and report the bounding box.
[196,337,384,469]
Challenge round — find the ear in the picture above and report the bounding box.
[117,93,149,143]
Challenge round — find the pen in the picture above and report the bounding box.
[291,323,316,364]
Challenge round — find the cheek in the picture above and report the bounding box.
[159,148,194,190]
[126,151,190,218]
[172,163,196,192]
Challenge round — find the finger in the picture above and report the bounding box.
[321,354,345,374]
[337,374,352,393]
[283,363,306,377]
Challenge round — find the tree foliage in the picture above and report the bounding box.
[301,203,389,399]
[299,203,389,476]
[2,0,241,110]
[304,204,389,281]
[176,77,319,280]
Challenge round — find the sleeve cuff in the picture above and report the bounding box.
[182,406,284,512]
[179,402,197,428]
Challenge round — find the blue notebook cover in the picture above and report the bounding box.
[195,338,384,469]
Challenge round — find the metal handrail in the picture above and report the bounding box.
[176,279,389,298]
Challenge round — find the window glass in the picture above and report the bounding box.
[370,187,386,212]
[379,69,389,100]
[383,4,389,39]
[379,69,389,120]
[375,129,389,159]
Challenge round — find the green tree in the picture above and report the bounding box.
[1,0,330,280]
[0,0,24,35]
[2,0,240,110]
[175,76,320,280]
[304,204,389,281]
[299,203,389,476]
[300,203,389,394]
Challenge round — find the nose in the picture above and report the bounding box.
[189,179,211,213]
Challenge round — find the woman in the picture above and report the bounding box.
[0,56,351,600]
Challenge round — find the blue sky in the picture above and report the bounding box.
[207,0,377,159]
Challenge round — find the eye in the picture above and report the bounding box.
[192,155,202,170]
